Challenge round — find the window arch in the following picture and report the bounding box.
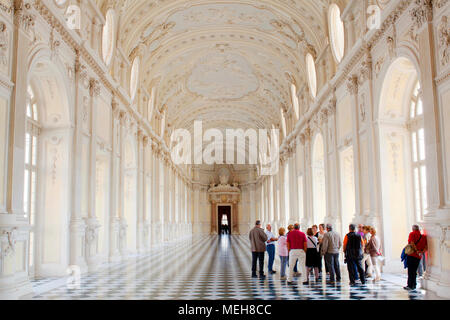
[329,3,345,63]
[130,56,140,101]
[291,83,300,120]
[280,108,287,138]
[306,53,317,98]
[409,81,427,221]
[102,9,116,67]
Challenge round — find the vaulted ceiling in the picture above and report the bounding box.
[95,0,346,169]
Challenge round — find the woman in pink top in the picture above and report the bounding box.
[278,227,289,280]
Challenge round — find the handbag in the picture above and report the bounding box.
[404,235,421,255]
[308,236,319,253]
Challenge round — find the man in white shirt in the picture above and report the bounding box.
[265,224,278,274]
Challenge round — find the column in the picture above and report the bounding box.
[109,99,121,261]
[412,5,450,298]
[136,130,145,253]
[302,128,313,230]
[0,6,35,299]
[347,75,363,223]
[325,97,341,230]
[85,79,101,271]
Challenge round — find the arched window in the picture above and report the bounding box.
[102,9,116,67]
[329,3,345,63]
[280,108,287,138]
[24,85,39,273]
[160,111,166,137]
[291,83,300,120]
[130,56,140,101]
[409,81,427,221]
[306,53,317,98]
[148,87,156,122]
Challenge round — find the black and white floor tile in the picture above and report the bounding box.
[30,235,433,300]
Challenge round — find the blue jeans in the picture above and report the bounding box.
[266,244,275,272]
[280,256,288,277]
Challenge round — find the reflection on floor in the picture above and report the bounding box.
[30,235,436,300]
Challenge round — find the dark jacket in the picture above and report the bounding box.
[345,232,363,260]
[249,226,268,252]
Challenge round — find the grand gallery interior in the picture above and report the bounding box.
[0,0,449,300]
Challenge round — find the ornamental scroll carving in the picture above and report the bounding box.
[1,228,17,258]
[438,16,450,66]
[0,21,9,71]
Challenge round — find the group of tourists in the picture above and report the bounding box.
[249,220,427,290]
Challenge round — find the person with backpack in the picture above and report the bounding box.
[343,224,366,286]
[404,225,427,291]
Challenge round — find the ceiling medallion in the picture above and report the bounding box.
[186,50,259,100]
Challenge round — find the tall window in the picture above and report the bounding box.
[306,53,317,98]
[130,56,140,101]
[24,85,39,273]
[102,9,116,67]
[329,3,345,63]
[409,81,427,221]
[291,84,300,120]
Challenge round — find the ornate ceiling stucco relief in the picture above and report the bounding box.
[186,51,259,100]
[93,0,333,168]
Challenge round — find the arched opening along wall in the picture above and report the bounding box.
[123,136,138,253]
[377,56,425,271]
[26,59,72,278]
[312,133,326,226]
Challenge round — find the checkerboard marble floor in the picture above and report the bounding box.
[30,235,435,300]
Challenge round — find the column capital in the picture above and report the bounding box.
[347,75,359,95]
[89,78,101,97]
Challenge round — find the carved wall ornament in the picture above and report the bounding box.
[1,227,18,258]
[410,0,433,29]
[359,94,367,123]
[0,21,8,67]
[89,78,100,97]
[374,56,385,77]
[85,223,100,245]
[387,36,396,59]
[438,16,450,66]
[347,75,359,95]
[49,28,60,61]
[13,1,35,31]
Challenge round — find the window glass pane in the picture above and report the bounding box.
[414,168,421,220]
[410,101,416,118]
[418,128,426,161]
[416,98,423,116]
[23,169,29,214]
[30,171,36,225]
[27,86,34,99]
[26,103,32,118]
[32,136,37,166]
[29,231,34,268]
[32,104,38,121]
[25,133,31,165]
[412,132,418,162]
[413,82,420,97]
[420,165,427,215]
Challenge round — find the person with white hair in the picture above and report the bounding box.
[320,224,342,284]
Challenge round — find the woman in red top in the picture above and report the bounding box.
[405,225,427,290]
